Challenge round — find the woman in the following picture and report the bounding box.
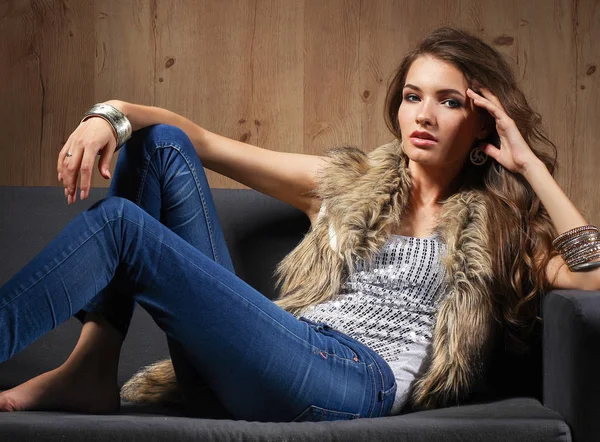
[0,27,598,421]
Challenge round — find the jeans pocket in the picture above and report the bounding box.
[380,381,397,401]
[291,405,361,422]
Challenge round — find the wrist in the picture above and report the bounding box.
[521,157,546,180]
[81,102,132,150]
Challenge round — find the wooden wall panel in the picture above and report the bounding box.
[303,0,362,152]
[154,0,258,188]
[1,0,96,186]
[572,0,600,221]
[516,0,577,201]
[150,0,304,188]
[91,0,155,188]
[1,0,599,222]
[252,0,304,153]
[0,0,42,186]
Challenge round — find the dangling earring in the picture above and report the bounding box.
[469,140,488,166]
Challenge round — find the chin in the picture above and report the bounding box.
[402,142,439,164]
[408,151,459,173]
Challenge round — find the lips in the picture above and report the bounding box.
[410,130,437,141]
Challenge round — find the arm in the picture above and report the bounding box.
[467,88,600,440]
[465,87,600,291]
[522,160,600,290]
[87,100,328,219]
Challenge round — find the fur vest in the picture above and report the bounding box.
[121,139,500,412]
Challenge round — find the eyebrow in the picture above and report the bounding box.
[403,83,465,98]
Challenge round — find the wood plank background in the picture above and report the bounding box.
[0,0,598,220]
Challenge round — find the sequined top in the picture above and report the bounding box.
[298,233,448,415]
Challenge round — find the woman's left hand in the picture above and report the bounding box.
[466,86,539,175]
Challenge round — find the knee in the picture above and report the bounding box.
[144,123,190,144]
[125,124,197,160]
[91,196,141,222]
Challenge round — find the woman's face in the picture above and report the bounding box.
[397,55,486,169]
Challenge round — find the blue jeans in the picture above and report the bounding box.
[0,124,397,422]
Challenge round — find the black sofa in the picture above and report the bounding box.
[0,185,597,441]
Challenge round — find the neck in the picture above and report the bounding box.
[407,159,462,210]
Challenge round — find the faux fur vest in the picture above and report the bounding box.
[273,138,498,411]
[121,139,500,412]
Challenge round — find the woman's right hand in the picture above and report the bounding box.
[57,116,118,204]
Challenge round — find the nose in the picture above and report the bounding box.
[416,99,435,126]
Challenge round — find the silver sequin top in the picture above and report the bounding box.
[299,232,448,415]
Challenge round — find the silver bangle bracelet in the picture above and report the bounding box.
[553,225,599,248]
[557,232,600,254]
[80,103,132,151]
[562,238,600,260]
[568,248,600,268]
[570,260,600,272]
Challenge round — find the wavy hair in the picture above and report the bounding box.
[384,27,559,353]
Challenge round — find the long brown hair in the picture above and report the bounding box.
[384,27,559,353]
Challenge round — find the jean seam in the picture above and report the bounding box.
[381,382,396,397]
[366,363,377,418]
[134,148,151,210]
[0,214,123,310]
[371,358,386,417]
[153,143,221,264]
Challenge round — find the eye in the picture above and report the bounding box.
[443,99,462,108]
[403,94,462,109]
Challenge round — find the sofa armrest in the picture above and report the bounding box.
[542,289,600,442]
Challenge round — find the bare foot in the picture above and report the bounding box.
[0,362,120,414]
[0,312,124,413]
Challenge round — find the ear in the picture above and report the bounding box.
[477,114,493,140]
[477,127,490,141]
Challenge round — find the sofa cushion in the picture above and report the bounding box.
[0,398,570,442]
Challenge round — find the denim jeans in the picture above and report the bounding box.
[0,124,397,422]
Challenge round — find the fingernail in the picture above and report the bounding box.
[80,190,85,200]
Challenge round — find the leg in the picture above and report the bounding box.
[84,124,235,415]
[76,123,234,336]
[1,124,234,413]
[0,197,396,421]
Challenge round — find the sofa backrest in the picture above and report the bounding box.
[0,186,308,388]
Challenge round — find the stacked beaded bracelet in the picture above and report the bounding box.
[80,103,132,151]
[553,225,600,272]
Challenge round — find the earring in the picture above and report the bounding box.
[469,140,488,166]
